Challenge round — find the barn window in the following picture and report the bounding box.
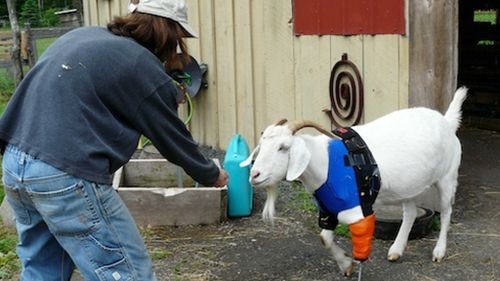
[293,0,406,36]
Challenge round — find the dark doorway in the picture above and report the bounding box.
[458,0,500,130]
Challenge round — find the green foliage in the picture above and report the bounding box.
[19,0,62,28]
[0,236,16,254]
[0,227,19,279]
[290,181,318,213]
[150,248,172,260]
[431,214,441,231]
[0,158,3,202]
[289,182,351,237]
[41,8,60,27]
[0,69,15,116]
[0,71,15,98]
[35,37,57,57]
[474,10,497,25]
[0,251,19,279]
[334,224,351,238]
[20,0,41,27]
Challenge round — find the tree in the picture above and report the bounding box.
[20,0,41,27]
[6,0,24,85]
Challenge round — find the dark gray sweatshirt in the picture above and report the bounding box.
[0,27,219,185]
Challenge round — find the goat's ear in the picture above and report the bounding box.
[286,138,311,181]
[240,145,260,167]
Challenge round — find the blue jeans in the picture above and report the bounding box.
[2,145,156,281]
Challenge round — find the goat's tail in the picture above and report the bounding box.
[444,87,468,132]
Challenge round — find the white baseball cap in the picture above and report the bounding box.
[128,0,198,38]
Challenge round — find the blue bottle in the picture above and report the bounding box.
[224,134,253,217]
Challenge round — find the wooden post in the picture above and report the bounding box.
[409,0,459,112]
[72,0,84,26]
[6,0,24,85]
[24,23,37,67]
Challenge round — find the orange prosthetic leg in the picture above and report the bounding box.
[348,214,376,261]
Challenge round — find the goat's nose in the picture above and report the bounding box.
[250,170,260,179]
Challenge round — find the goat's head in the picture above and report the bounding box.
[241,119,333,187]
[240,119,332,222]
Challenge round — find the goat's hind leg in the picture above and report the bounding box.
[387,201,417,261]
[320,229,353,276]
[433,172,458,262]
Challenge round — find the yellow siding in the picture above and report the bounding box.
[83,0,410,149]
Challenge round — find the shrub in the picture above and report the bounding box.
[20,0,41,27]
[41,8,60,27]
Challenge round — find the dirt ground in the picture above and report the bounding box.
[139,127,500,281]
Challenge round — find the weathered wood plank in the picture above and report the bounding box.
[184,0,201,140]
[118,187,227,226]
[88,0,99,27]
[263,1,296,126]
[213,0,237,147]
[250,0,266,145]
[363,35,400,120]
[234,0,256,147]
[97,0,111,26]
[194,0,219,147]
[409,0,458,112]
[399,35,410,109]
[293,35,332,130]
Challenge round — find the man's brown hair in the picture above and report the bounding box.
[107,12,190,71]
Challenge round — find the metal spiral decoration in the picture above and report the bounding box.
[323,53,364,127]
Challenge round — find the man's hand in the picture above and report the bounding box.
[212,168,229,187]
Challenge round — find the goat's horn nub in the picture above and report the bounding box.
[287,120,334,138]
[275,118,288,126]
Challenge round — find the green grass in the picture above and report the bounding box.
[0,178,3,203]
[290,182,350,237]
[0,69,15,113]
[35,37,57,56]
[474,10,497,45]
[150,248,172,260]
[290,181,318,213]
[0,224,19,279]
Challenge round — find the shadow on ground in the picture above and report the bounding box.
[142,127,500,281]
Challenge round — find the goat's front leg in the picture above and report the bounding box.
[388,202,417,261]
[320,229,353,276]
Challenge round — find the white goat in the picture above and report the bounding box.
[241,87,467,276]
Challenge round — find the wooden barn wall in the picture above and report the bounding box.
[83,0,409,149]
[409,0,458,112]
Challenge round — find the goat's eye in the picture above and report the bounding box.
[278,144,290,152]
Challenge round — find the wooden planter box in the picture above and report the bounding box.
[114,158,227,227]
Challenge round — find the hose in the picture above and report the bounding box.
[139,89,194,148]
[184,91,194,125]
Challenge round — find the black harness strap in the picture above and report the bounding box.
[333,127,381,217]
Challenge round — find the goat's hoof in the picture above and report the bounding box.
[343,264,354,277]
[387,254,401,261]
[432,256,444,263]
[432,246,446,262]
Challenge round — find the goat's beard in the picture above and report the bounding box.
[262,185,278,223]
